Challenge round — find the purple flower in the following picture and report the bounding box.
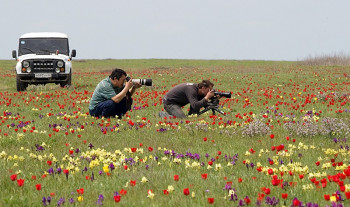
[109,163,115,170]
[88,143,94,149]
[36,144,45,151]
[96,194,104,206]
[56,167,62,174]
[69,198,74,204]
[57,197,65,206]
[159,128,167,132]
[47,168,54,175]
[223,183,232,191]
[42,197,47,206]
[265,196,279,206]
[193,153,200,160]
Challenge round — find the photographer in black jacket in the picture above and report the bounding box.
[162,80,215,118]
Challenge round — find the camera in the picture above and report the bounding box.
[213,91,231,98]
[126,77,152,86]
[197,90,231,116]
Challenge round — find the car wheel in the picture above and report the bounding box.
[16,75,27,91]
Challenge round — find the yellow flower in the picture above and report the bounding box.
[77,196,83,202]
[330,196,337,202]
[229,190,235,196]
[167,185,175,193]
[103,165,109,173]
[141,176,148,183]
[147,190,155,199]
[191,192,195,198]
[215,163,222,171]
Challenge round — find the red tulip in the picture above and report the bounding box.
[268,168,274,175]
[120,189,127,195]
[10,174,17,181]
[263,188,270,195]
[281,193,288,199]
[345,191,350,199]
[208,197,214,204]
[293,199,300,206]
[36,184,42,191]
[324,194,330,201]
[244,196,251,204]
[77,188,84,195]
[174,174,179,181]
[130,180,136,186]
[183,188,190,195]
[114,195,121,202]
[17,179,24,187]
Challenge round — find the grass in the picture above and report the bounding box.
[0,59,350,206]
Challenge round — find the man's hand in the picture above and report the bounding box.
[204,90,215,101]
[125,79,134,90]
[133,83,142,89]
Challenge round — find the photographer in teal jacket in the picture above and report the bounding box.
[89,68,141,118]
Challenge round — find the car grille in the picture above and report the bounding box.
[33,60,54,71]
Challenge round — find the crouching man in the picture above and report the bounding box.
[162,80,215,118]
[89,68,141,118]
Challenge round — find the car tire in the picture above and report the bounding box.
[16,75,27,91]
[60,70,72,88]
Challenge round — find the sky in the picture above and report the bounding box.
[1,0,350,61]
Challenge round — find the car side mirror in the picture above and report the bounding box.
[71,49,76,58]
[12,50,17,59]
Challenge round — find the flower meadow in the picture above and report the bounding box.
[1,59,350,206]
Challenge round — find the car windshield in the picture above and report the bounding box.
[18,38,69,56]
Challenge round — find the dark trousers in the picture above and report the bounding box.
[89,98,131,118]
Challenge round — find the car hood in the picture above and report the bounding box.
[18,54,69,61]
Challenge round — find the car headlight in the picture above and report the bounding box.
[26,67,31,73]
[55,68,61,73]
[23,61,30,68]
[57,61,64,67]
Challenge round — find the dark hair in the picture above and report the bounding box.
[198,80,214,88]
[109,68,127,80]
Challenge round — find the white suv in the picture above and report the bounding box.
[12,32,76,91]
